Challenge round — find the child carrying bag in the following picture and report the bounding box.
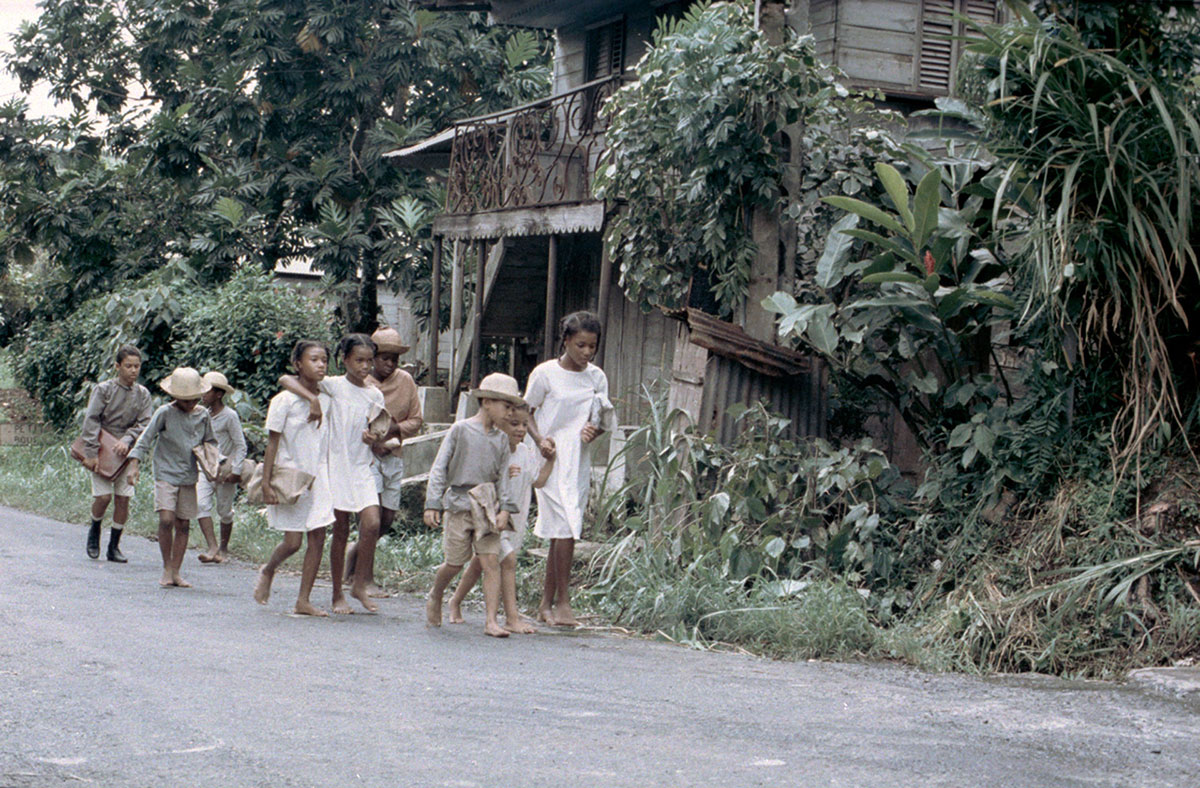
[69,429,131,481]
[243,462,314,506]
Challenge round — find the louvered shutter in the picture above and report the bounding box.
[586,18,625,81]
[962,0,999,25]
[918,0,956,93]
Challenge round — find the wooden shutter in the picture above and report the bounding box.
[918,0,956,93]
[586,18,625,81]
[961,0,1000,26]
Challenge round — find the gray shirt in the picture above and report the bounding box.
[80,379,153,458]
[129,403,216,486]
[425,418,517,513]
[208,406,247,467]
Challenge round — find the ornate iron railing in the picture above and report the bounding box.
[445,75,623,215]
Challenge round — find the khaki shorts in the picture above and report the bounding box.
[92,464,135,498]
[197,476,236,523]
[155,480,199,520]
[441,510,501,567]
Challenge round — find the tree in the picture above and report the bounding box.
[5,0,550,332]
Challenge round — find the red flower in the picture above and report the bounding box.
[276,330,284,339]
[923,250,936,276]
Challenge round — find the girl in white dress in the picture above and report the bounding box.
[524,311,609,627]
[254,341,334,616]
[280,334,386,615]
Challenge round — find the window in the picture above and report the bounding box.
[585,17,625,81]
[918,0,1001,94]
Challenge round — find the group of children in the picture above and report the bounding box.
[79,311,610,638]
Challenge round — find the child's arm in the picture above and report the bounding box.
[122,390,153,457]
[278,374,323,426]
[396,379,423,439]
[423,425,458,527]
[125,406,165,486]
[225,414,248,482]
[532,450,556,489]
[259,431,282,505]
[79,384,107,469]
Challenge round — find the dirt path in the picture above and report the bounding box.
[1,505,1197,787]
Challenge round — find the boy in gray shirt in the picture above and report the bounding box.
[197,371,247,564]
[128,367,217,588]
[424,373,522,638]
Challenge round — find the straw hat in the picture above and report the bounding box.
[371,326,410,355]
[159,367,210,400]
[470,372,526,406]
[202,371,234,394]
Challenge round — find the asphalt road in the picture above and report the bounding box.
[1,506,1197,788]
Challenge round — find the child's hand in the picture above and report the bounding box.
[222,472,241,484]
[497,510,512,532]
[127,461,140,487]
[581,424,600,444]
[509,464,520,478]
[306,399,323,427]
[538,437,556,458]
[261,483,279,505]
[371,442,388,457]
[83,457,99,472]
[113,442,130,458]
[361,429,376,447]
[423,509,442,528]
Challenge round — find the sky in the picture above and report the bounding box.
[1,0,69,117]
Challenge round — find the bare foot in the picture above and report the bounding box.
[198,552,216,564]
[484,621,510,638]
[366,583,391,598]
[172,573,193,589]
[351,586,379,613]
[213,550,229,564]
[448,600,465,624]
[293,599,328,617]
[537,608,557,626]
[331,595,354,615]
[159,571,174,588]
[253,566,273,605]
[551,604,578,627]
[504,618,538,634]
[426,594,442,627]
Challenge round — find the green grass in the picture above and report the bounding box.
[0,349,16,389]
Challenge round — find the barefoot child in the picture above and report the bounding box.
[80,345,152,562]
[448,405,554,633]
[344,326,423,597]
[280,334,386,614]
[523,311,611,627]
[254,341,334,616]
[127,367,217,588]
[424,373,524,638]
[197,371,247,564]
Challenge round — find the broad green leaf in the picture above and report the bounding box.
[764,536,786,559]
[822,195,906,236]
[816,213,860,289]
[805,310,839,356]
[875,162,915,232]
[973,423,996,458]
[862,271,922,286]
[948,423,973,448]
[912,169,942,250]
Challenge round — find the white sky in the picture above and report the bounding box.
[1,0,71,117]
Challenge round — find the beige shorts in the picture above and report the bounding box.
[155,480,199,520]
[197,476,236,523]
[91,464,135,498]
[441,510,501,567]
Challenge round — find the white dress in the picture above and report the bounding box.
[525,360,609,540]
[264,390,334,532]
[500,438,542,558]
[319,375,386,513]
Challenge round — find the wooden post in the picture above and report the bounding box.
[543,234,559,360]
[596,234,613,366]
[449,239,463,379]
[470,239,486,389]
[428,235,442,387]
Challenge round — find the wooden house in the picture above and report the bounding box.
[397,0,1000,444]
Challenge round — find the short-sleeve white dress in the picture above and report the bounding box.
[525,360,608,540]
[319,375,386,514]
[264,390,335,532]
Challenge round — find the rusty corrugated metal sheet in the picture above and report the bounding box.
[673,307,810,377]
[698,353,826,443]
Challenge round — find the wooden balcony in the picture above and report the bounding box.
[444,75,623,216]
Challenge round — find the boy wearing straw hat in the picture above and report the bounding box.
[127,367,218,588]
[424,372,523,638]
[344,326,423,596]
[197,371,247,564]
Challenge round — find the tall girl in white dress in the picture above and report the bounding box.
[254,340,334,616]
[524,311,608,627]
[280,334,386,615]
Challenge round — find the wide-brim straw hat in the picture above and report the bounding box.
[471,372,525,406]
[371,326,410,355]
[160,367,210,400]
[202,370,234,394]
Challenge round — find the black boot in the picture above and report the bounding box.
[87,521,101,559]
[106,528,127,563]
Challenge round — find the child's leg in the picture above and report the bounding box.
[91,494,112,522]
[550,537,578,625]
[500,553,535,633]
[196,476,218,560]
[538,540,558,622]
[448,556,482,624]
[294,529,327,616]
[111,495,130,528]
[426,562,463,627]
[477,552,508,638]
[156,509,176,586]
[349,505,381,612]
[218,520,233,559]
[329,511,353,614]
[197,516,218,561]
[88,493,112,559]
[254,531,302,604]
[170,518,192,587]
[215,483,235,561]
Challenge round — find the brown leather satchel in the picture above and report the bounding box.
[70,429,131,481]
